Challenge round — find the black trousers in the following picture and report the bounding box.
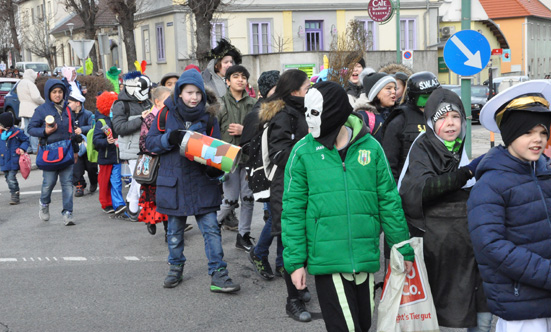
[315,273,373,332]
[73,154,98,188]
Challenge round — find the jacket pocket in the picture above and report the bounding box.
[156,175,178,210]
[312,219,319,257]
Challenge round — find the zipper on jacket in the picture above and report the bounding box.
[342,160,355,273]
[532,162,551,229]
[513,281,520,297]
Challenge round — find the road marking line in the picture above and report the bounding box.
[20,190,62,195]
[63,257,87,261]
[124,256,139,261]
[22,258,27,261]
[45,257,50,261]
[0,258,17,262]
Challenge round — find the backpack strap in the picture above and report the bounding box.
[206,115,215,136]
[66,107,73,134]
[365,110,376,134]
[157,106,169,132]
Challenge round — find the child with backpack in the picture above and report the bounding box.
[137,86,170,236]
[468,81,551,332]
[146,69,240,293]
[0,112,29,205]
[93,91,126,217]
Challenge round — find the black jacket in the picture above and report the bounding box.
[259,99,308,235]
[93,111,120,165]
[382,102,425,183]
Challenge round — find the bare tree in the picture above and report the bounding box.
[62,0,100,72]
[0,25,13,64]
[327,20,368,86]
[0,0,22,63]
[178,0,223,68]
[108,0,138,71]
[21,12,57,69]
[272,33,292,53]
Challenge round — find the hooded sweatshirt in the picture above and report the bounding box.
[201,59,228,98]
[17,69,45,118]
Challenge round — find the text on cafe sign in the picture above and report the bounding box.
[368,0,393,23]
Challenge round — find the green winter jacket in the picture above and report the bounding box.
[217,90,257,146]
[282,114,414,275]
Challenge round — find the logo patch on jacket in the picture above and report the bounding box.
[358,150,371,166]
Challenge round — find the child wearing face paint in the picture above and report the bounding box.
[398,88,491,331]
[282,81,414,331]
[468,81,551,332]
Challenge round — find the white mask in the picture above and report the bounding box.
[125,76,151,101]
[304,88,324,138]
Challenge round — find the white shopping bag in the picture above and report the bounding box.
[377,237,439,332]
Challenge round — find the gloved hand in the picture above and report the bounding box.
[466,154,485,176]
[168,130,184,146]
[205,166,225,179]
[73,134,84,144]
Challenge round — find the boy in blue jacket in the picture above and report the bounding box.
[468,80,551,332]
[146,69,240,293]
[0,112,29,205]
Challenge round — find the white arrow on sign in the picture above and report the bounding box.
[450,35,482,69]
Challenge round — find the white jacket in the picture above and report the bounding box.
[17,69,45,118]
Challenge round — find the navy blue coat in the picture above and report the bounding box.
[0,128,30,171]
[146,70,222,217]
[73,108,94,135]
[468,145,551,321]
[92,111,119,165]
[28,80,76,145]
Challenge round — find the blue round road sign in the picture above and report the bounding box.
[404,51,412,59]
[443,30,491,76]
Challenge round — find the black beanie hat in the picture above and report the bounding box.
[0,112,14,129]
[500,110,551,146]
[357,58,366,68]
[257,70,280,98]
[362,72,397,102]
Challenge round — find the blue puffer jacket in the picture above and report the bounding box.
[73,108,94,135]
[146,69,222,217]
[28,79,75,145]
[0,128,30,171]
[467,145,551,321]
[92,111,119,165]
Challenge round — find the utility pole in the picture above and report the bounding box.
[461,0,472,158]
[396,0,401,63]
[43,0,50,65]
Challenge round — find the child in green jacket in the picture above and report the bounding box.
[282,81,413,332]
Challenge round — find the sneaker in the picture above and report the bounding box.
[110,211,133,221]
[184,223,193,232]
[286,298,311,322]
[147,223,156,235]
[39,202,50,221]
[114,205,127,215]
[248,247,274,280]
[222,210,239,231]
[298,287,311,303]
[89,183,97,193]
[102,206,115,214]
[275,266,285,278]
[63,211,75,226]
[210,268,240,293]
[163,264,184,288]
[9,192,20,205]
[127,210,139,222]
[75,185,84,197]
[236,232,255,252]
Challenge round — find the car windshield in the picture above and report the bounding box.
[0,82,16,92]
[471,86,488,98]
[27,63,50,72]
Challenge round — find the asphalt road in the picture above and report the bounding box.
[0,125,499,332]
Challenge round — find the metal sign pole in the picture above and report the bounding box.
[461,0,472,158]
[396,0,401,63]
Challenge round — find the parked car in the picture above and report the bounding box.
[441,84,489,123]
[1,81,20,123]
[484,76,530,96]
[0,78,19,112]
[15,62,51,75]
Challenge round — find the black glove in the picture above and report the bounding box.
[466,154,485,176]
[73,134,83,144]
[205,166,225,179]
[168,130,183,146]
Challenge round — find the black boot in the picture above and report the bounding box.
[147,223,156,235]
[9,192,20,205]
[163,264,184,288]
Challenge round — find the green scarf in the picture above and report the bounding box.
[443,138,462,153]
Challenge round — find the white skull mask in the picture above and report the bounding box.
[304,88,324,138]
[125,76,151,101]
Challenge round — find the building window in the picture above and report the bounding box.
[305,20,323,51]
[156,23,165,62]
[250,22,271,54]
[142,27,151,63]
[358,20,377,51]
[211,22,225,48]
[400,18,416,50]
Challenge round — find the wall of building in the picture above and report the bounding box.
[526,17,551,78]
[493,17,524,75]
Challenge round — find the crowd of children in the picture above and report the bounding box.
[2,38,551,332]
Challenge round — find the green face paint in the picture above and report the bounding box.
[416,94,430,107]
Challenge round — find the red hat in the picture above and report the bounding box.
[184,64,201,73]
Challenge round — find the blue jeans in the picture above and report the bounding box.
[22,117,38,153]
[4,170,19,194]
[110,164,124,209]
[40,164,74,213]
[467,312,493,332]
[167,212,227,275]
[253,202,283,268]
